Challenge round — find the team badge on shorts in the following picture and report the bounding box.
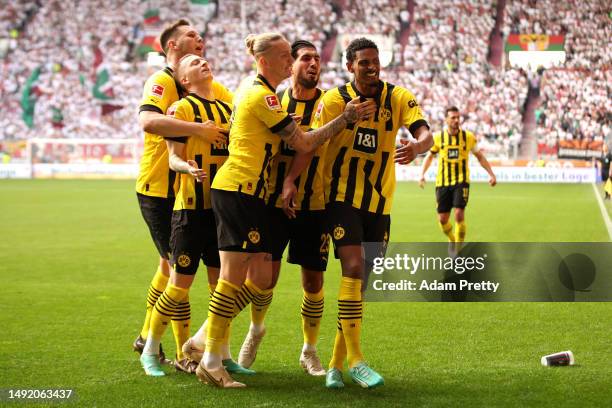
[248,229,261,244]
[333,226,345,240]
[177,254,191,268]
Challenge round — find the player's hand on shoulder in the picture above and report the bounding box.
[198,120,227,146]
[187,159,207,182]
[395,139,418,165]
[281,178,298,219]
[344,97,377,123]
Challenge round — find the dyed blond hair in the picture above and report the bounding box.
[245,32,286,57]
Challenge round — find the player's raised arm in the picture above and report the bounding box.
[276,97,376,153]
[140,108,227,142]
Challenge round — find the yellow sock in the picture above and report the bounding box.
[338,277,363,368]
[235,280,257,317]
[439,221,455,242]
[171,296,191,360]
[148,284,189,345]
[455,221,467,242]
[206,279,238,354]
[301,288,324,346]
[140,267,169,339]
[208,283,217,297]
[328,318,347,370]
[249,280,273,327]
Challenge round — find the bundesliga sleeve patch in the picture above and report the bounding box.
[151,84,165,98]
[315,101,324,119]
[264,94,281,110]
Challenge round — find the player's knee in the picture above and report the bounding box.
[438,213,450,224]
[268,268,280,290]
[455,210,465,223]
[302,270,323,293]
[170,271,195,289]
[341,260,364,280]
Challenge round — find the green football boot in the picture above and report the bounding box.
[140,353,165,377]
[223,359,256,375]
[325,368,344,389]
[349,362,384,388]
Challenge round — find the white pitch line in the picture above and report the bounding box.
[591,183,612,241]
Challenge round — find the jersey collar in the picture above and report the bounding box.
[189,93,216,104]
[288,87,323,103]
[350,80,384,103]
[256,74,276,93]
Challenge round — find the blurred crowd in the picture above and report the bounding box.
[1,0,609,161]
[508,0,611,156]
[536,69,611,155]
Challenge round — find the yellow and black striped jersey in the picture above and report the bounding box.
[166,94,232,210]
[136,66,233,198]
[266,87,326,210]
[212,74,293,199]
[430,129,478,187]
[313,81,428,215]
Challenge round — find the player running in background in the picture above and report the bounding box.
[419,106,496,243]
[134,19,231,374]
[313,37,432,389]
[235,40,328,376]
[196,32,375,388]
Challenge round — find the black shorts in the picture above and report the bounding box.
[170,209,220,275]
[326,201,390,248]
[137,192,174,259]
[267,206,329,272]
[211,189,270,253]
[436,183,470,213]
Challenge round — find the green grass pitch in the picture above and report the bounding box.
[0,179,610,407]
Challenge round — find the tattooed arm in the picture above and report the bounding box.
[276,97,376,153]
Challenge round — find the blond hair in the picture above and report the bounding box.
[245,32,286,57]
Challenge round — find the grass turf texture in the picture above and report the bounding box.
[0,180,610,407]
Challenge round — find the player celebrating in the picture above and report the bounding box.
[313,37,432,389]
[134,19,231,374]
[235,40,328,376]
[419,106,497,243]
[196,32,375,388]
[140,54,251,376]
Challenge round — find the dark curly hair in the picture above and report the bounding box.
[345,37,378,63]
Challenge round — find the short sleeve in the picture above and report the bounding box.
[250,90,293,133]
[430,132,441,153]
[139,74,174,115]
[399,89,429,136]
[311,90,344,129]
[163,100,190,141]
[468,131,479,153]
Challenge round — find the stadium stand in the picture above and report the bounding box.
[1,0,608,161]
[510,0,612,157]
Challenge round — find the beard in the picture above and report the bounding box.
[297,75,319,89]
